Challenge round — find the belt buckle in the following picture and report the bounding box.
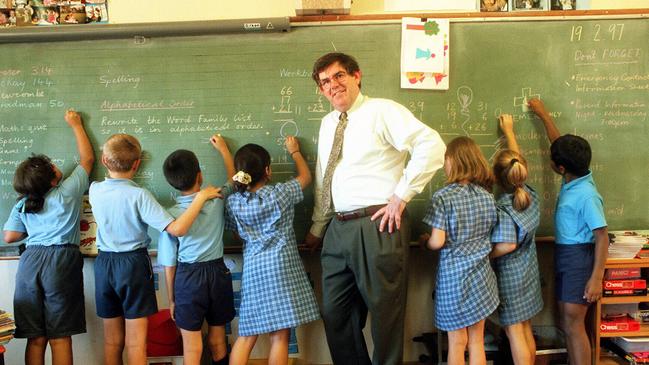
[336,210,361,221]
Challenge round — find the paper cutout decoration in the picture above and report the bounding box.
[401,17,450,90]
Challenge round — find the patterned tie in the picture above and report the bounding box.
[321,112,348,213]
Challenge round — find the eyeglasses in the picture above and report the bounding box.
[318,71,348,89]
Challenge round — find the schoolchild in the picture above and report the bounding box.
[89,133,220,365]
[225,136,320,365]
[157,134,236,365]
[3,109,94,365]
[490,114,543,365]
[422,136,499,365]
[529,98,608,365]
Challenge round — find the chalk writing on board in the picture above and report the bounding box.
[100,100,195,111]
[99,74,141,89]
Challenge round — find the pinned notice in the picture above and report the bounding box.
[401,18,449,90]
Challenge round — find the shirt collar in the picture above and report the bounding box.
[337,92,366,119]
[175,192,197,205]
[563,170,593,190]
[104,177,139,187]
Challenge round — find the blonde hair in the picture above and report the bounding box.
[445,136,494,190]
[102,134,142,172]
[493,149,531,211]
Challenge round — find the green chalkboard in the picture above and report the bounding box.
[1,18,648,246]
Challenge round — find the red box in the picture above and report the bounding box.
[605,268,642,280]
[600,316,640,332]
[603,279,647,290]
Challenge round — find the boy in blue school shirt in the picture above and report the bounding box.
[158,134,236,365]
[529,98,609,365]
[89,133,221,365]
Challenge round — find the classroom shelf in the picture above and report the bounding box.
[592,257,649,365]
[601,294,649,304]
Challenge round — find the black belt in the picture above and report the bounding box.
[335,205,385,221]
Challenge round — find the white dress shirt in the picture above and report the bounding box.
[310,93,446,237]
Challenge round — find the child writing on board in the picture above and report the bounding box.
[3,109,94,365]
[225,137,320,365]
[157,134,236,365]
[490,114,543,365]
[422,136,499,364]
[529,98,609,365]
[89,133,220,365]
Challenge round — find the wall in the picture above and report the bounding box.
[105,0,649,24]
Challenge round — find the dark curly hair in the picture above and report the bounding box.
[13,154,57,213]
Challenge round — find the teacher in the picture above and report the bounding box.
[305,52,446,364]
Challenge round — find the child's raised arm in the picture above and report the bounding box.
[498,114,520,155]
[528,98,561,143]
[65,109,94,174]
[165,185,222,237]
[210,134,235,183]
[286,136,311,190]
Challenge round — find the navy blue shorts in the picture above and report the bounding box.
[174,258,235,331]
[94,248,158,319]
[555,243,594,305]
[14,244,86,339]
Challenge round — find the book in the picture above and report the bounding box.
[604,288,648,297]
[604,279,647,290]
[605,268,642,280]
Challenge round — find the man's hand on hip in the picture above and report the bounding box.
[371,194,406,233]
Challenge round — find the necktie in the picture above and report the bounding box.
[321,112,348,213]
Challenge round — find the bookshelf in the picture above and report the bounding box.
[592,257,649,364]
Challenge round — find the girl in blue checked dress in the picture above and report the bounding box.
[225,137,320,365]
[422,136,499,365]
[3,110,94,365]
[490,114,542,365]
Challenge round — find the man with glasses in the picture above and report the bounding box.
[305,52,446,364]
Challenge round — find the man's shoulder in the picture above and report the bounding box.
[361,96,406,111]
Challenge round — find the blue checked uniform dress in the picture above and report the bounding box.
[491,185,543,326]
[225,178,320,336]
[423,183,499,331]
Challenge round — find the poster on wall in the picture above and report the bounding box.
[400,17,450,90]
[0,0,108,27]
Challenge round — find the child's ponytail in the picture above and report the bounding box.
[232,144,271,194]
[232,170,253,194]
[13,154,57,213]
[494,150,531,211]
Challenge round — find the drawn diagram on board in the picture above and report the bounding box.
[514,87,540,112]
[273,85,302,164]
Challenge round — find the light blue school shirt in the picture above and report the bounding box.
[554,171,607,245]
[89,178,173,252]
[3,165,88,246]
[157,189,228,266]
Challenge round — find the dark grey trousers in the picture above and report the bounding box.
[321,212,410,365]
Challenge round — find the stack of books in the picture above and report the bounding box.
[605,337,649,364]
[608,231,649,259]
[0,310,15,346]
[603,268,647,297]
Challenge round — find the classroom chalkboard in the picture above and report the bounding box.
[1,18,648,246]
